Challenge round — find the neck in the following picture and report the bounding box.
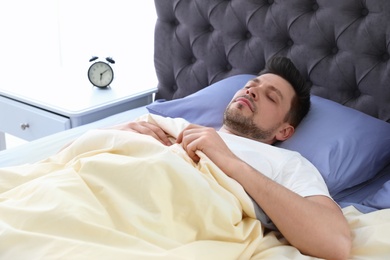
[219,124,275,145]
[219,125,236,135]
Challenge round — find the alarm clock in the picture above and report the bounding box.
[88,57,115,88]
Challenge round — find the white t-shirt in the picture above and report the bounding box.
[219,131,330,198]
[219,132,330,228]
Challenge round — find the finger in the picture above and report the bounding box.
[179,131,202,163]
[176,124,200,144]
[187,148,200,163]
[181,137,200,163]
[176,130,184,144]
[189,152,200,163]
[139,123,173,146]
[124,122,172,146]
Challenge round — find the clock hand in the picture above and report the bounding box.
[99,70,109,81]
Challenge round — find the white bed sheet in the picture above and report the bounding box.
[0,106,148,168]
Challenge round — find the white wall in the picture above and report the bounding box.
[0,0,157,87]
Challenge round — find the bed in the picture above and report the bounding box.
[1,0,390,259]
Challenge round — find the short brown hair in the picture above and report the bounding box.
[259,56,310,127]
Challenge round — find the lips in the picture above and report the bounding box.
[235,96,254,111]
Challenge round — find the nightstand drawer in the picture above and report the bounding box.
[0,96,71,141]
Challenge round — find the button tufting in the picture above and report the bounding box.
[382,53,390,61]
[361,8,369,16]
[226,63,232,71]
[354,89,361,98]
[172,19,179,26]
[331,47,338,54]
[268,0,274,4]
[209,26,214,32]
[312,3,319,11]
[287,40,293,46]
[191,57,196,64]
[246,31,252,39]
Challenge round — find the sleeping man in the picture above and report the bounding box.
[112,57,352,259]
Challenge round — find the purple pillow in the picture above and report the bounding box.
[277,95,390,195]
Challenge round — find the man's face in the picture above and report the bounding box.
[223,73,296,144]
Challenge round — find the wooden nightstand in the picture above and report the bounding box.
[0,68,157,150]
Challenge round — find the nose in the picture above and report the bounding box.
[245,87,257,100]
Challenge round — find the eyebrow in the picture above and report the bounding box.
[268,85,284,100]
[250,78,284,100]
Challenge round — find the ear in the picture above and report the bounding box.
[275,124,295,141]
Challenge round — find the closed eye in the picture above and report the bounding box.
[267,92,279,103]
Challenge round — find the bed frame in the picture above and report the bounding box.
[154,0,390,123]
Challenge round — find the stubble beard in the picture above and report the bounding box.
[223,102,279,142]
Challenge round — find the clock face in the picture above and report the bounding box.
[87,61,114,88]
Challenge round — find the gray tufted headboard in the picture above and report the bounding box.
[154,0,390,123]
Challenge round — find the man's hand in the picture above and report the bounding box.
[176,124,238,172]
[109,121,173,146]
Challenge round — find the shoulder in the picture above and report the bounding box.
[218,131,305,175]
[219,132,330,198]
[218,131,302,163]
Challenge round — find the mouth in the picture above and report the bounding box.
[234,96,254,112]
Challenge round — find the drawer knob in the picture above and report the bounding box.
[20,123,30,130]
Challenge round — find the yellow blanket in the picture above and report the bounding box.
[0,115,389,259]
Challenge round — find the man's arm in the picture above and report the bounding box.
[108,121,172,146]
[177,124,351,260]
